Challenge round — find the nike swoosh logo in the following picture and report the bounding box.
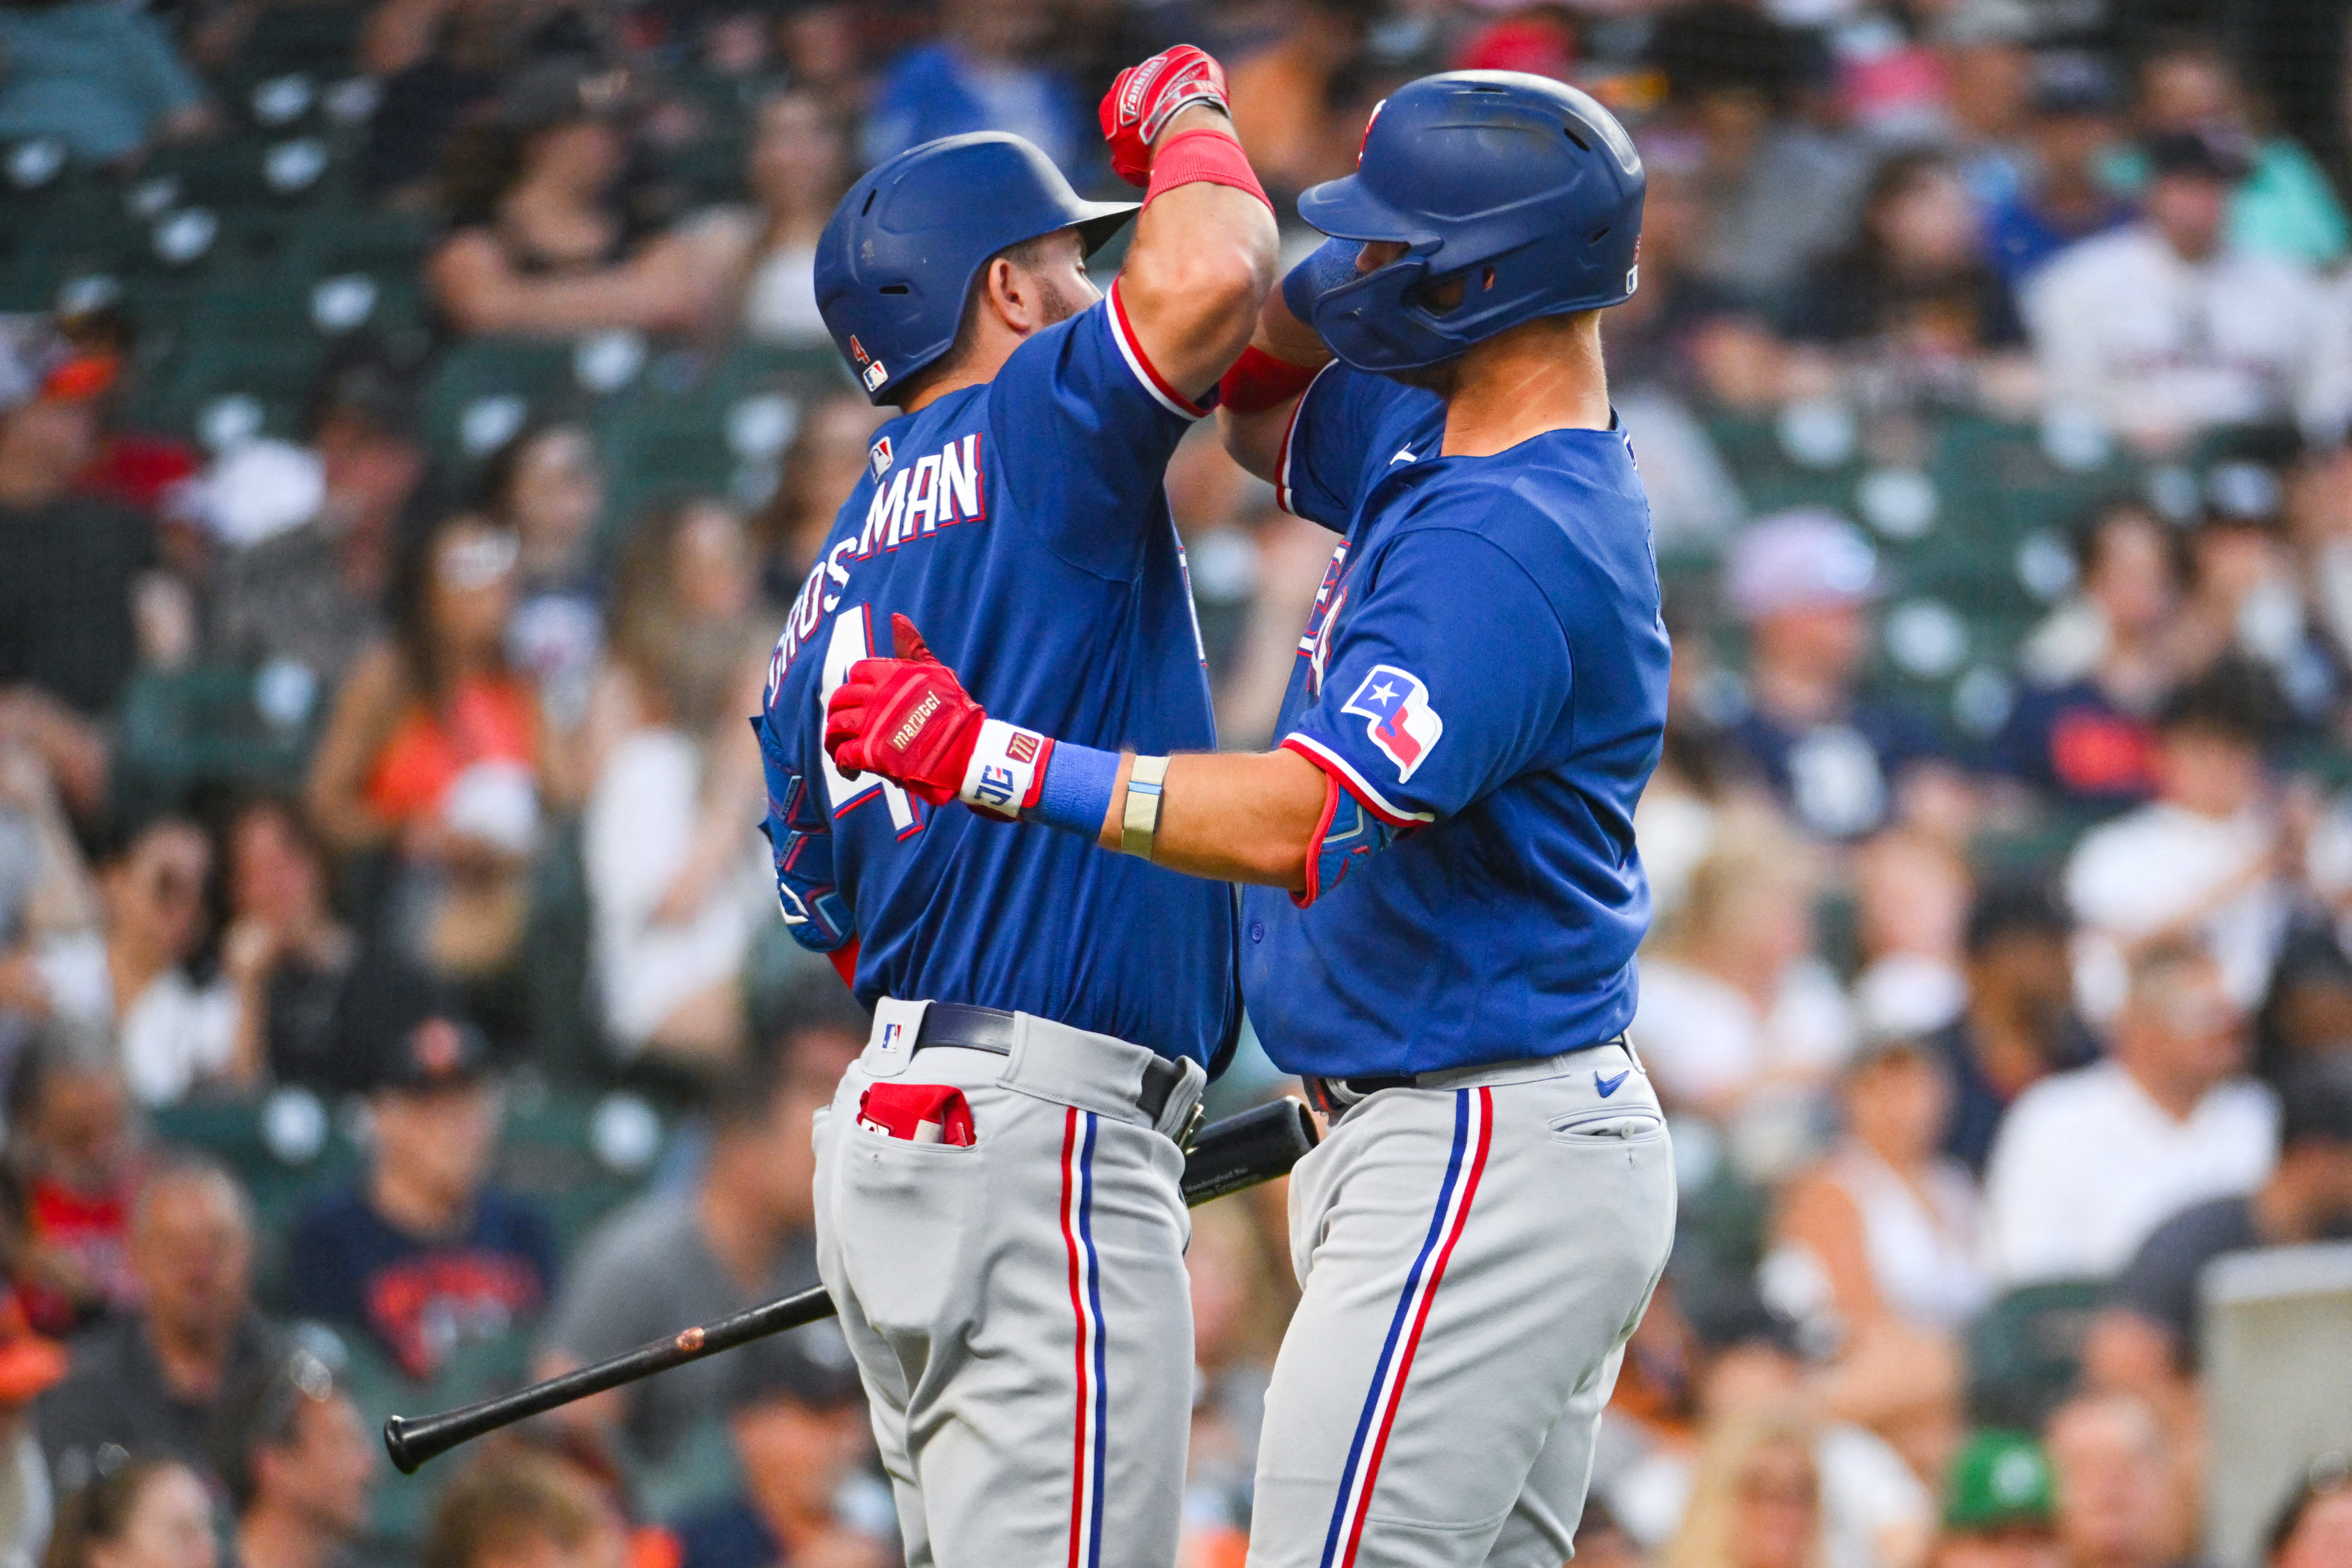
[1595,1070,1629,1098]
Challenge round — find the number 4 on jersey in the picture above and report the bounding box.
[819,610,919,833]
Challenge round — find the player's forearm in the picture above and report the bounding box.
[1218,244,1346,480]
[1095,749,1321,891]
[1118,105,1280,397]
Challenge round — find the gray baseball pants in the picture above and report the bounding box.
[1248,1041,1677,1568]
[813,999,1208,1568]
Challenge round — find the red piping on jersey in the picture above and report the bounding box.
[1108,282,1207,418]
[1282,736,1422,830]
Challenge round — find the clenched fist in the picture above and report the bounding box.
[825,614,987,807]
[1099,44,1231,188]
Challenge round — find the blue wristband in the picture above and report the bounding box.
[1282,237,1360,327]
[1026,740,1121,840]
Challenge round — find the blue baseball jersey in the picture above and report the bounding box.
[756,288,1239,1072]
[1245,364,1670,1078]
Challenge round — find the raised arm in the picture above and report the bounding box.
[1218,243,1350,480]
[1097,49,1281,401]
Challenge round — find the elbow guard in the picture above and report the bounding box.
[1295,769,1395,909]
[754,718,852,953]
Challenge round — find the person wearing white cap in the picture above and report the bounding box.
[1722,510,1950,841]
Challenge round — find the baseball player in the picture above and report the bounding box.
[824,73,1679,1568]
[753,47,1278,1568]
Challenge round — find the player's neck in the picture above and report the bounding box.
[1437,311,1611,459]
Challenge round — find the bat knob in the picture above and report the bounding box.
[384,1415,422,1475]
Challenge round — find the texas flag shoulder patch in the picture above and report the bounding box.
[1341,664,1443,783]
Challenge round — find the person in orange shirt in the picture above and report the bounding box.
[306,508,576,985]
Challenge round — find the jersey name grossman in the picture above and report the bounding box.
[769,432,988,688]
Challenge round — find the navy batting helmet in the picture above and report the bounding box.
[1297,72,1646,374]
[815,133,1137,406]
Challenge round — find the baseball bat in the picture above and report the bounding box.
[383,1097,1318,1474]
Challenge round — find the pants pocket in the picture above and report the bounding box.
[1547,1108,1666,1144]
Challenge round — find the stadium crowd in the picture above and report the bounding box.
[2,0,2351,1565]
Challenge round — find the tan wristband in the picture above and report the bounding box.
[1120,754,1170,861]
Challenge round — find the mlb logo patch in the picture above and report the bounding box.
[863,360,889,393]
[869,436,893,478]
[1341,664,1442,782]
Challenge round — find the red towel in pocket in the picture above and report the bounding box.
[857,1083,977,1146]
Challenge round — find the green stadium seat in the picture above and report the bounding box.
[422,337,587,465]
[111,663,325,820]
[1966,1278,2106,1429]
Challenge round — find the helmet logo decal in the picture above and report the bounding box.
[849,335,870,365]
[863,361,889,393]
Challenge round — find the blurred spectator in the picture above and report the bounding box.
[0,0,215,165]
[1722,512,1945,842]
[2002,502,2183,816]
[1605,1291,1936,1568]
[1181,1200,1289,1552]
[1850,830,1973,1038]
[1929,0,2036,192]
[1,318,158,819]
[0,741,99,1040]
[2170,462,2334,719]
[38,1457,214,1568]
[284,989,556,1381]
[205,353,426,696]
[219,799,355,1095]
[581,500,769,1067]
[2081,1054,2352,1395]
[360,0,602,200]
[420,1448,626,1568]
[1980,939,2277,1286]
[1657,1410,1831,1568]
[673,1329,884,1568]
[773,4,864,122]
[2042,1395,2172,1568]
[1606,129,1784,418]
[860,0,1089,179]
[208,1348,373,1568]
[1648,3,1870,305]
[2267,1460,2352,1568]
[83,818,256,1108]
[1765,1033,1982,1462]
[686,90,855,348]
[2064,666,2287,1022]
[1787,153,2024,365]
[483,424,606,738]
[0,1297,65,1568]
[39,1155,278,1486]
[1636,816,1854,1179]
[1928,886,2097,1176]
[427,64,714,340]
[2125,37,2349,268]
[1979,57,2134,292]
[2022,129,2347,452]
[306,511,558,990]
[3,1018,141,1332]
[1931,1430,2061,1568]
[749,395,885,601]
[535,1052,824,1467]
[1224,0,1376,197]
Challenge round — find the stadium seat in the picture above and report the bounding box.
[1965,1278,2107,1429]
[421,337,591,466]
[111,663,325,820]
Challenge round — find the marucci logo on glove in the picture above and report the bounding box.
[1342,665,1443,782]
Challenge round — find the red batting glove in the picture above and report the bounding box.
[824,614,984,807]
[1100,44,1230,188]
